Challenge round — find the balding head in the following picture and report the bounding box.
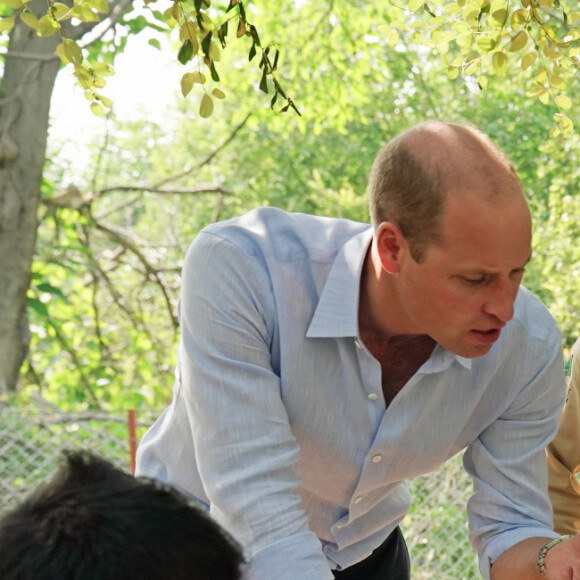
[368,121,524,261]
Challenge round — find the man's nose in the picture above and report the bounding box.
[481,278,518,322]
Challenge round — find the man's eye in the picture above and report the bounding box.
[461,276,488,285]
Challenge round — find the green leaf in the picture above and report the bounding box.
[178,39,194,64]
[35,283,66,298]
[92,62,114,76]
[259,66,268,93]
[92,76,107,89]
[191,71,206,84]
[211,87,226,99]
[249,24,260,46]
[74,64,93,89]
[510,8,528,27]
[210,61,220,82]
[209,40,221,61]
[148,38,161,50]
[199,92,213,118]
[20,9,38,28]
[462,3,480,20]
[95,0,108,13]
[70,4,100,22]
[90,101,106,116]
[162,7,177,27]
[217,21,228,48]
[37,14,60,36]
[62,39,83,64]
[509,30,527,52]
[96,94,112,108]
[179,20,198,41]
[201,31,212,55]
[477,36,495,51]
[181,72,195,97]
[490,8,508,25]
[51,2,71,20]
[1,0,22,9]
[492,50,508,76]
[197,12,214,31]
[555,95,572,109]
[549,76,566,90]
[409,0,423,12]
[27,297,49,319]
[521,51,537,70]
[0,16,15,31]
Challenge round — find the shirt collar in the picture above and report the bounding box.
[421,345,472,373]
[305,226,472,372]
[306,228,372,339]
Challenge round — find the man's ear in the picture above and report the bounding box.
[376,221,403,274]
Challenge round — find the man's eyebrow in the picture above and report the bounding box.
[507,253,532,274]
[459,253,533,275]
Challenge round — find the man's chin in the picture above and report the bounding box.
[443,339,495,359]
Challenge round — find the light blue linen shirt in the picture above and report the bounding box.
[136,207,566,580]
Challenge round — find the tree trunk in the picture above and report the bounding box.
[0,5,61,393]
[0,0,134,393]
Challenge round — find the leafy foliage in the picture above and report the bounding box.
[1,0,577,134]
[0,0,298,117]
[389,0,580,140]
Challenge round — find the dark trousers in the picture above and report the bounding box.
[332,527,410,580]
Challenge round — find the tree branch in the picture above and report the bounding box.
[154,112,252,188]
[64,0,135,43]
[97,184,233,196]
[94,221,178,328]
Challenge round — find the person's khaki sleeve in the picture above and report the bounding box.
[548,337,580,535]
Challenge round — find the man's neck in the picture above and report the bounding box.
[358,240,417,338]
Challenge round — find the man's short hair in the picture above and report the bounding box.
[368,120,520,262]
[368,133,444,262]
[0,449,243,580]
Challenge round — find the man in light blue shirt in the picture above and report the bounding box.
[136,122,577,579]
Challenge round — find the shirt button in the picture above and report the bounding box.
[372,454,382,463]
[367,393,378,400]
[353,496,362,504]
[336,524,344,529]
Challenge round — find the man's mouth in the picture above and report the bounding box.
[470,328,501,344]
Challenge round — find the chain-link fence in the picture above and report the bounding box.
[0,404,478,578]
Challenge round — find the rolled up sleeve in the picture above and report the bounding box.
[179,231,333,579]
[463,331,566,580]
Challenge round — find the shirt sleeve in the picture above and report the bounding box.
[463,329,566,580]
[177,230,333,580]
[547,337,580,535]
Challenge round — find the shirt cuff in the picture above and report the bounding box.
[481,527,560,580]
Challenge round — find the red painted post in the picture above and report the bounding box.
[128,409,137,475]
